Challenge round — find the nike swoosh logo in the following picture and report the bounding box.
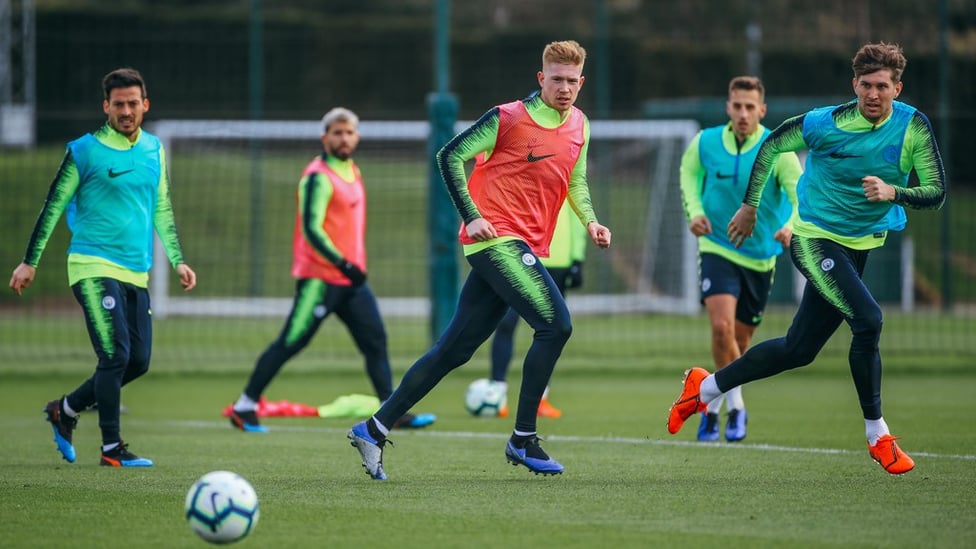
[527,152,556,162]
[108,168,134,178]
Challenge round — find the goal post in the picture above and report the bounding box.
[149,118,701,318]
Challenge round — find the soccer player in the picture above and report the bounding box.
[228,107,434,433]
[9,67,197,467]
[487,199,588,419]
[667,42,946,474]
[678,76,801,442]
[348,40,612,480]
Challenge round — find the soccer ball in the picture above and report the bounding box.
[185,471,260,544]
[464,378,507,417]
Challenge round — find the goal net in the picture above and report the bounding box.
[149,118,700,318]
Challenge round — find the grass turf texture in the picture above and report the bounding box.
[1,313,975,548]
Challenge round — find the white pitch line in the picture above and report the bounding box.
[157,419,976,461]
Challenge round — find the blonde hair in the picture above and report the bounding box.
[321,107,359,134]
[852,42,907,82]
[543,40,586,68]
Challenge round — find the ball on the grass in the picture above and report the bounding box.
[464,378,507,417]
[185,470,259,544]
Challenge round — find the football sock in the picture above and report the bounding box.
[62,398,79,418]
[725,385,745,411]
[369,416,389,438]
[541,385,549,399]
[706,395,724,414]
[234,394,258,412]
[102,442,120,453]
[865,417,890,446]
[699,374,721,404]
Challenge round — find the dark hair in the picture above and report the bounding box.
[102,67,147,100]
[728,76,765,100]
[852,42,907,82]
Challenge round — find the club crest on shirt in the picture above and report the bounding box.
[820,258,835,272]
[314,305,328,318]
[521,253,537,266]
[102,296,116,310]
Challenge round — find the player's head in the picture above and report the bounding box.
[851,42,905,123]
[320,107,360,161]
[537,40,586,114]
[101,67,149,140]
[726,76,766,141]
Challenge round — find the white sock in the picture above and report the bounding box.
[102,442,120,453]
[513,429,535,437]
[234,394,258,412]
[699,375,722,403]
[62,397,79,418]
[706,394,724,415]
[865,417,890,446]
[541,385,549,400]
[725,385,745,411]
[371,416,390,437]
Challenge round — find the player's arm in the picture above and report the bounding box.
[436,108,500,225]
[153,147,196,291]
[895,111,946,210]
[566,119,611,248]
[10,149,80,295]
[678,132,709,235]
[300,172,343,264]
[153,146,188,268]
[743,114,807,208]
[729,114,807,247]
[774,150,803,226]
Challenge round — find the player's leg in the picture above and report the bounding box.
[231,279,330,432]
[349,266,508,479]
[698,253,742,440]
[373,266,509,426]
[490,242,570,474]
[336,285,435,429]
[722,264,772,441]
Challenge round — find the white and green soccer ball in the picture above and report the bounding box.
[185,470,260,544]
[464,378,507,417]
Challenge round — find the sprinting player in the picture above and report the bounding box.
[9,67,197,467]
[668,42,946,474]
[348,40,612,480]
[487,199,588,419]
[678,76,801,441]
[228,108,434,433]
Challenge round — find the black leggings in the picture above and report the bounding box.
[376,240,573,433]
[715,236,885,419]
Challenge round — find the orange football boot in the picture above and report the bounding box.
[868,434,915,474]
[667,367,709,434]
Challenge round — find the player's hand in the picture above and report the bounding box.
[773,227,792,248]
[9,263,36,296]
[177,263,197,292]
[338,260,367,287]
[588,222,611,249]
[465,218,498,242]
[727,205,757,248]
[862,175,896,202]
[565,260,584,289]
[689,215,712,236]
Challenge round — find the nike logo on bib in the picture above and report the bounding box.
[527,151,555,162]
[108,168,134,178]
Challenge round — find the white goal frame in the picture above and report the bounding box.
[149,118,701,318]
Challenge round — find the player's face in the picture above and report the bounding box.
[322,120,360,160]
[103,86,148,140]
[726,88,766,142]
[853,69,902,124]
[537,62,584,114]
